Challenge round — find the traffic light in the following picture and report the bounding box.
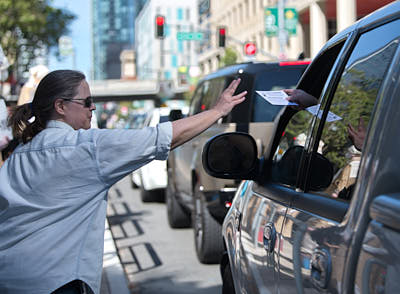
[244,42,257,56]
[217,27,226,47]
[155,15,165,39]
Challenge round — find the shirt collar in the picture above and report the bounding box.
[46,120,74,130]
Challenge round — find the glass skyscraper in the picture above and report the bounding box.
[92,0,146,80]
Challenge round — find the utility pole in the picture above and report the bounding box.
[278,0,288,59]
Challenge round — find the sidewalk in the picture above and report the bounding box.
[101,219,131,294]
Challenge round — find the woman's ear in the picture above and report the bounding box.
[53,99,66,116]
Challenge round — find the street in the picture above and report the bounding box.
[106,175,222,294]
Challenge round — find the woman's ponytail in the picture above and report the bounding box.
[8,103,33,143]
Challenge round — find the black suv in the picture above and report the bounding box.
[166,61,309,263]
[203,2,400,292]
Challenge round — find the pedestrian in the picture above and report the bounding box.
[0,70,247,294]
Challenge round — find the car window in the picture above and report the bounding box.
[269,42,346,188]
[307,19,400,200]
[199,78,226,112]
[252,67,307,122]
[189,83,204,116]
[160,115,169,123]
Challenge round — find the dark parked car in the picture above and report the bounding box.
[166,61,309,263]
[203,2,400,293]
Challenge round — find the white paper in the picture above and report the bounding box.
[306,104,342,122]
[256,90,298,106]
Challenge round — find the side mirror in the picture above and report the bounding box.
[202,132,259,179]
[169,109,183,121]
[273,145,333,191]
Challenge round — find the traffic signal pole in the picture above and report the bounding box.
[278,0,288,59]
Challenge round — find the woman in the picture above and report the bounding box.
[0,70,246,294]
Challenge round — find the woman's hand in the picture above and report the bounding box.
[171,79,247,149]
[283,89,318,109]
[213,79,247,116]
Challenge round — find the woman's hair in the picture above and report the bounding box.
[8,70,86,143]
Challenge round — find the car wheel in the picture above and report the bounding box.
[140,186,155,202]
[166,179,191,228]
[222,261,235,294]
[131,179,139,189]
[193,185,224,264]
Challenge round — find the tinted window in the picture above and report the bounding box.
[160,115,169,123]
[200,78,226,111]
[253,67,306,122]
[310,19,400,199]
[189,84,204,116]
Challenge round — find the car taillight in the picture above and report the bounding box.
[279,60,311,66]
[224,201,232,208]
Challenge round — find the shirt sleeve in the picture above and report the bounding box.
[93,122,172,186]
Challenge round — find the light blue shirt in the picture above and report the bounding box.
[0,120,172,294]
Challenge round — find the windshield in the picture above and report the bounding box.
[252,67,306,122]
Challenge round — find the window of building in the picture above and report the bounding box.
[186,8,190,20]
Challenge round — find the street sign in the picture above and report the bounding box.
[265,7,298,37]
[244,42,257,56]
[177,32,204,41]
[284,8,298,35]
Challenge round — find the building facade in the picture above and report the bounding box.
[135,0,199,89]
[199,0,394,76]
[92,0,146,80]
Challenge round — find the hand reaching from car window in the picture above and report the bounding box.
[283,89,318,109]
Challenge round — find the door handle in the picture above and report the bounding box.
[263,223,276,253]
[311,248,331,289]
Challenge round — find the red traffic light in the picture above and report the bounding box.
[155,15,165,38]
[156,16,165,26]
[218,26,226,47]
[244,42,256,56]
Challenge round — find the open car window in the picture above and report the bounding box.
[306,19,400,200]
[268,40,346,189]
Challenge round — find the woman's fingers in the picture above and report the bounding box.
[225,78,241,95]
[233,90,247,100]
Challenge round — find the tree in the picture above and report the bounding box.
[0,0,75,79]
[219,47,238,68]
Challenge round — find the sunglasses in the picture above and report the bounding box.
[63,96,94,108]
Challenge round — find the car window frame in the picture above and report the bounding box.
[251,33,357,222]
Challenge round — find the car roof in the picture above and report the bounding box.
[199,60,310,83]
[324,1,400,50]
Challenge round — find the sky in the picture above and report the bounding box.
[47,0,92,80]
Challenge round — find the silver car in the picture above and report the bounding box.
[202,2,400,293]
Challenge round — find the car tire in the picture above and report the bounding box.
[222,261,235,294]
[140,186,155,202]
[166,179,191,228]
[131,178,139,189]
[193,186,224,264]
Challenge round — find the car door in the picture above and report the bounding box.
[274,18,400,294]
[234,27,348,294]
